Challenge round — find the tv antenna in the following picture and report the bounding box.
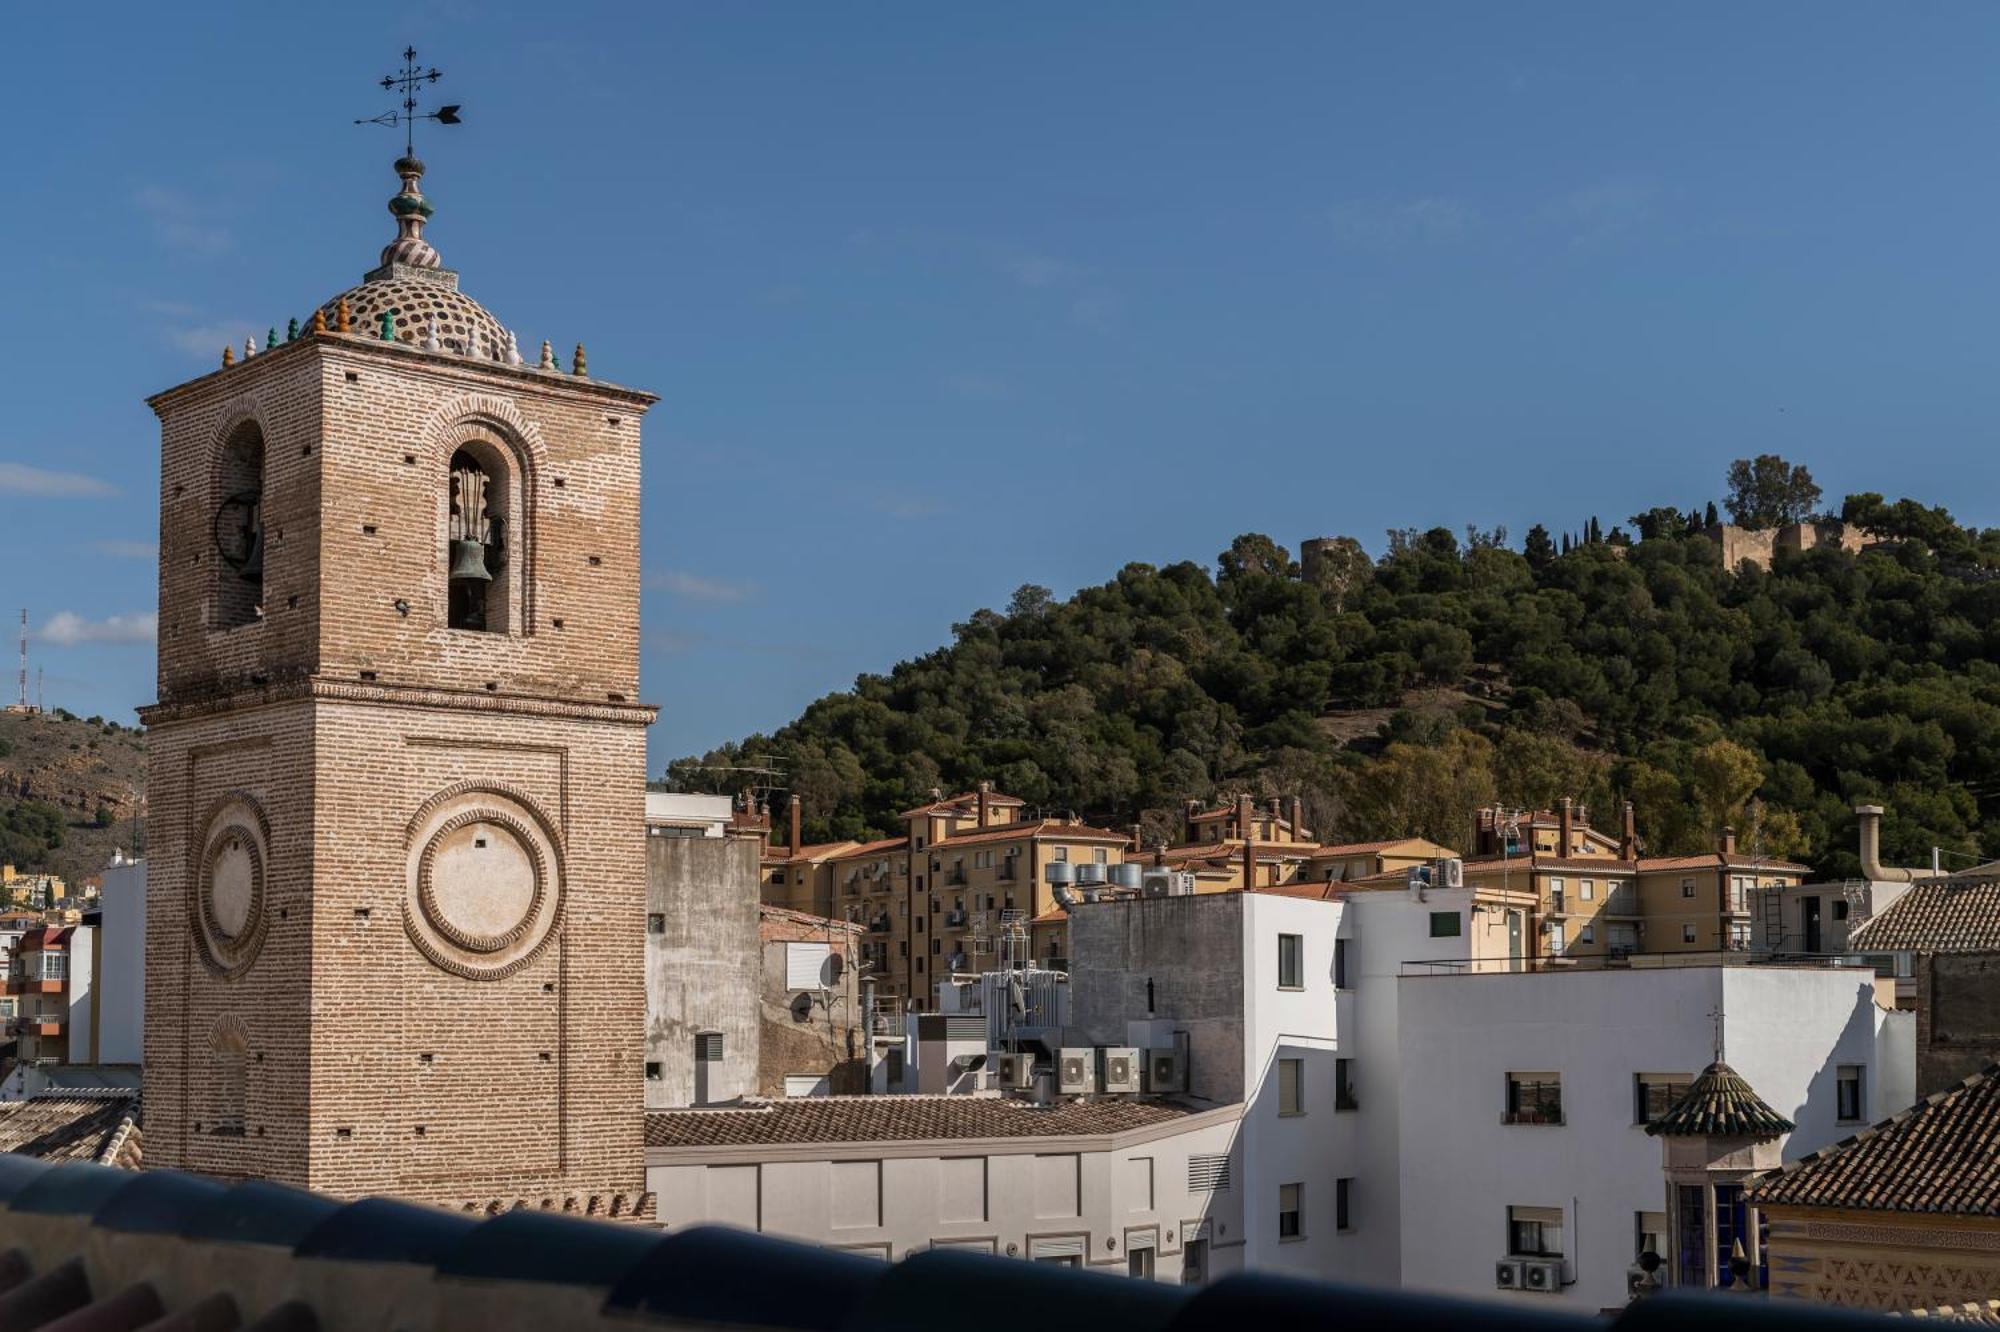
[355,46,462,158]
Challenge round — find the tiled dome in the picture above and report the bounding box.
[309,279,508,357]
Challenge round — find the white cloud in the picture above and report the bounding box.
[646,570,760,604]
[135,186,233,256]
[1329,196,1479,245]
[0,463,116,498]
[90,540,158,560]
[37,612,157,646]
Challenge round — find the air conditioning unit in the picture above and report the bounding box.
[1058,1048,1099,1095]
[1144,1048,1186,1093]
[1076,863,1106,886]
[992,1051,1036,1090]
[1439,858,1464,889]
[1495,1259,1524,1290]
[1101,1047,1141,1094]
[1521,1259,1563,1292]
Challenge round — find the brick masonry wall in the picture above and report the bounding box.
[143,332,657,1214]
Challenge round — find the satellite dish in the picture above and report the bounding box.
[824,953,845,986]
[789,993,813,1023]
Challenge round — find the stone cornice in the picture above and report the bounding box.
[140,676,658,729]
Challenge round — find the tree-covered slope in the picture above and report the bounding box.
[666,485,2000,880]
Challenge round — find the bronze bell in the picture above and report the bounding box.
[238,528,264,582]
[448,538,492,582]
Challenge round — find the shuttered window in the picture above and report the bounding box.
[696,1033,724,1062]
[786,942,832,990]
[1188,1154,1231,1191]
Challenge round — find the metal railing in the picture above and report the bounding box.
[1403,949,1891,978]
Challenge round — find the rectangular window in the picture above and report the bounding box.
[1579,879,1595,901]
[1636,1210,1667,1263]
[1278,1183,1303,1240]
[1428,911,1461,938]
[1278,1058,1304,1116]
[1837,1065,1866,1122]
[1681,877,1696,899]
[1052,847,1068,862]
[695,1032,724,1062]
[1635,1073,1693,1125]
[646,913,665,934]
[1509,1205,1564,1257]
[1277,933,1303,989]
[1548,921,1566,955]
[1505,1073,1562,1125]
[1579,924,1594,944]
[645,1061,662,1080]
[1682,923,1698,943]
[1336,1058,1357,1110]
[786,942,831,990]
[1127,1247,1154,1279]
[1094,848,1109,864]
[1337,1177,1353,1231]
[1334,937,1350,988]
[1188,1154,1231,1192]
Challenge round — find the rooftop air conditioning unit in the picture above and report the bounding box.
[1144,1048,1187,1094]
[1108,863,1143,890]
[1076,863,1106,886]
[1058,1048,1100,1095]
[1495,1259,1524,1290]
[1521,1259,1562,1292]
[1045,862,1075,886]
[1439,858,1464,889]
[993,1051,1036,1091]
[1100,1047,1141,1094]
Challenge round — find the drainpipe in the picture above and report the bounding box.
[1855,804,1922,883]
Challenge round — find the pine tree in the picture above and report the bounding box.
[1705,500,1720,527]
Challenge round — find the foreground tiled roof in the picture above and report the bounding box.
[1645,1062,1794,1139]
[1898,1302,2000,1323]
[1849,879,2000,954]
[0,1093,140,1166]
[646,1095,1201,1149]
[1751,1065,2000,1215]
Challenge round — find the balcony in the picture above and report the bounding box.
[946,871,968,887]
[12,1016,62,1038]
[945,910,966,927]
[867,916,892,934]
[5,977,63,996]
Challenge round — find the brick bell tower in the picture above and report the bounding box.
[138,151,657,1215]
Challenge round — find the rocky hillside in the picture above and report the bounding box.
[0,709,145,887]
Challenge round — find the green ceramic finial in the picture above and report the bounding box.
[380,309,396,341]
[266,327,278,350]
[287,318,299,342]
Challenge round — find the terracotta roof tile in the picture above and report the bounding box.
[1636,853,1812,874]
[645,1095,1201,1149]
[1849,880,2000,954]
[0,1093,141,1166]
[825,836,912,863]
[1750,1064,2000,1216]
[933,820,1131,850]
[1644,1062,1794,1138]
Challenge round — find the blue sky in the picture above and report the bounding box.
[5,4,2000,767]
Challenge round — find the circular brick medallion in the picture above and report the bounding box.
[193,793,271,980]
[404,785,563,980]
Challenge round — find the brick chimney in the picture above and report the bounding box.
[1558,798,1574,857]
[977,781,992,829]
[1131,823,1144,854]
[788,794,802,854]
[1289,796,1305,840]
[1267,797,1282,841]
[1237,794,1254,846]
[1721,825,1737,857]
[1620,800,1637,859]
[1242,836,1255,891]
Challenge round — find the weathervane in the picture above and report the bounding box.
[354,46,462,158]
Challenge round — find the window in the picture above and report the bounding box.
[645,1061,662,1081]
[209,1018,248,1137]
[1278,1058,1304,1116]
[212,419,266,629]
[1336,1058,1358,1110]
[1635,1073,1693,1125]
[1127,1247,1154,1279]
[1505,1073,1562,1125]
[35,953,66,981]
[1579,924,1594,945]
[1334,937,1350,988]
[1428,911,1461,938]
[1277,933,1303,989]
[1579,879,1595,901]
[1278,1183,1303,1240]
[1094,848,1109,864]
[1728,921,1752,951]
[1682,923,1698,943]
[1548,921,1566,955]
[1188,1154,1231,1191]
[1837,1065,1866,1122]
[1052,846,1068,862]
[446,444,512,632]
[1509,1206,1563,1257]
[1681,877,1696,899]
[786,942,832,990]
[1548,877,1565,908]
[1337,1177,1353,1231]
[646,913,664,934]
[1635,1211,1667,1263]
[1729,876,1750,912]
[1833,899,1850,921]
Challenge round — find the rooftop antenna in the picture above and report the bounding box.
[354,46,462,158]
[16,610,26,710]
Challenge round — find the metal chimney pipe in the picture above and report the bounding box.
[1855,804,1920,883]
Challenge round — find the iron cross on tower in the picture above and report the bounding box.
[354,46,462,157]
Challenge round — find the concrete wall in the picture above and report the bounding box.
[758,909,866,1097]
[95,862,145,1065]
[1393,964,1911,1311]
[1918,951,2000,1096]
[62,927,94,1066]
[649,1107,1245,1280]
[647,830,761,1108]
[1067,894,1248,1106]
